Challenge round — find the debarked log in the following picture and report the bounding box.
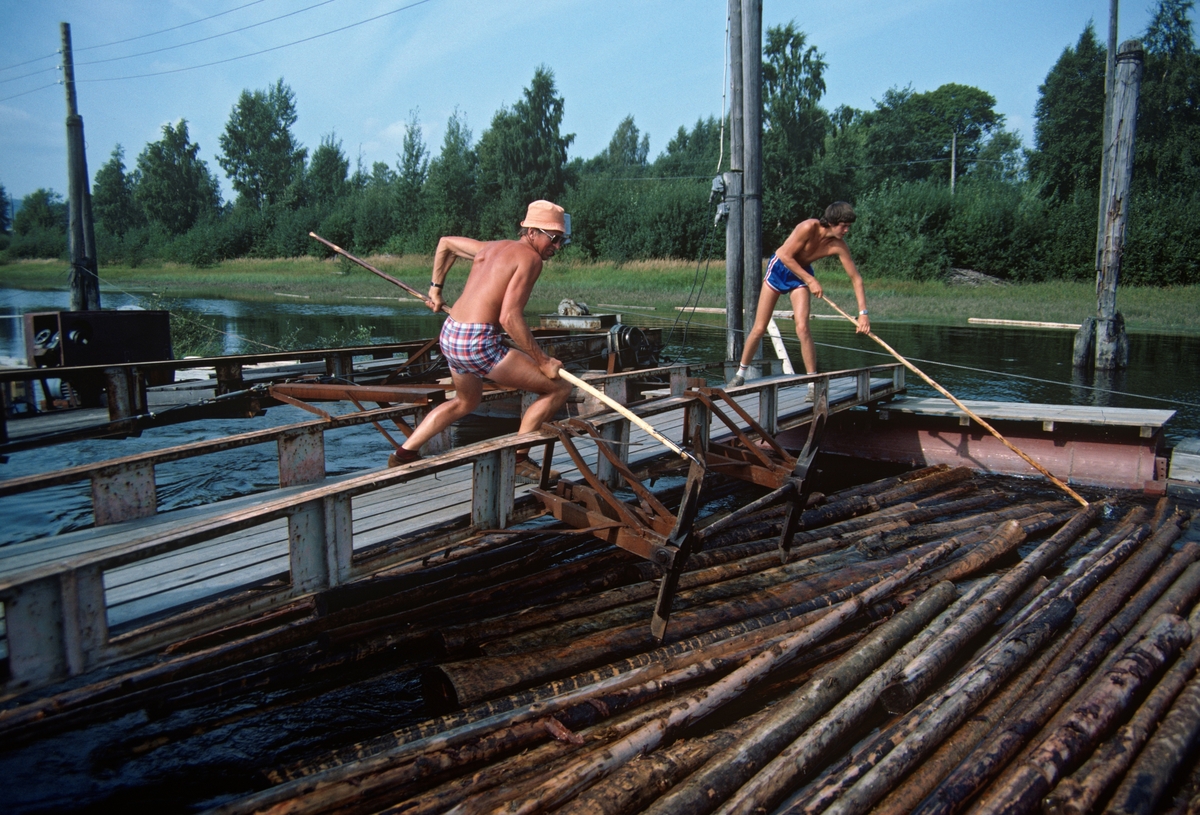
[1044,633,1200,815]
[911,522,1195,815]
[869,601,1070,815]
[553,708,771,815]
[970,613,1193,815]
[882,505,1102,713]
[462,533,970,815]
[1104,666,1200,815]
[711,577,1001,815]
[232,622,858,815]
[639,582,957,815]
[786,596,1078,815]
[477,543,892,657]
[429,540,955,708]
[858,499,1066,556]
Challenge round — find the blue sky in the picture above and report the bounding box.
[0,0,1168,204]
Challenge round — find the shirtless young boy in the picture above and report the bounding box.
[387,200,573,483]
[728,201,870,387]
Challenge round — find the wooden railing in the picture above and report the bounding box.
[0,363,903,694]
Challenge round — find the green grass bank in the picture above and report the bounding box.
[3,256,1198,335]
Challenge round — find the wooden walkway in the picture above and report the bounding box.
[0,363,905,694]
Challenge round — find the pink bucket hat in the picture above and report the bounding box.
[520,200,568,233]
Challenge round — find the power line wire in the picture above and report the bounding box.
[0,0,272,73]
[75,0,272,52]
[76,0,341,67]
[0,82,60,104]
[0,65,59,86]
[79,0,434,83]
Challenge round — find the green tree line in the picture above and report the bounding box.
[2,0,1198,286]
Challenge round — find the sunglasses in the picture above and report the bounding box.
[538,228,570,247]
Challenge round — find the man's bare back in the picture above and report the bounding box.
[449,239,544,325]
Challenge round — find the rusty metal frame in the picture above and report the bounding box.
[691,387,802,489]
[531,417,706,639]
[268,380,448,450]
[691,384,830,559]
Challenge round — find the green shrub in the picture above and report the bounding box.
[852,181,952,279]
[1123,188,1200,286]
[7,225,67,259]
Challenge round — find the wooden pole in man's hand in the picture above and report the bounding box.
[821,295,1089,507]
[309,232,449,313]
[557,368,703,468]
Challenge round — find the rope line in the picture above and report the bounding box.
[598,308,1199,411]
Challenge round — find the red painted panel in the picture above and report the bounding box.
[779,414,1162,491]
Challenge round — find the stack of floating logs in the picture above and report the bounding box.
[2,464,1200,815]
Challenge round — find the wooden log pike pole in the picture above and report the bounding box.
[556,368,702,466]
[308,231,450,312]
[820,295,1088,507]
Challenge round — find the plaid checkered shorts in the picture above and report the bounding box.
[439,317,508,377]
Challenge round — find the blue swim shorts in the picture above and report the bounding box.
[764,254,816,294]
[439,317,509,377]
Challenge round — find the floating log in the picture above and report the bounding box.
[556,705,772,815]
[430,537,960,707]
[971,614,1192,815]
[882,504,1105,713]
[640,582,956,815]
[913,521,1196,815]
[787,596,1077,815]
[1044,634,1200,815]
[870,607,1071,814]
[712,577,1001,815]
[871,516,1186,813]
[453,533,972,815]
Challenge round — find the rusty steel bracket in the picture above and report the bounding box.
[689,387,800,489]
[691,385,829,560]
[531,418,706,641]
[268,380,445,451]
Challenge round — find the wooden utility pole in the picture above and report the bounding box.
[61,22,100,312]
[741,0,763,350]
[1095,0,1119,273]
[1075,40,1143,371]
[725,0,744,369]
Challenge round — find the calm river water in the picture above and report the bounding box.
[1,285,1198,545]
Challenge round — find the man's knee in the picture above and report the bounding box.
[549,377,572,402]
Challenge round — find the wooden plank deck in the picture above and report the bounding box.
[878,396,1175,435]
[0,365,904,689]
[103,373,881,627]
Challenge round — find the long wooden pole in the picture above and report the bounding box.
[308,232,448,311]
[820,295,1088,506]
[557,368,701,466]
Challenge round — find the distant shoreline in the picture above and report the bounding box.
[2,257,1197,336]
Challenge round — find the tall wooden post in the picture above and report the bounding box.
[725,0,744,370]
[61,22,100,312]
[1078,40,1142,371]
[741,0,763,358]
[1095,0,1119,274]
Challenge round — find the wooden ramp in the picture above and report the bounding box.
[0,363,904,693]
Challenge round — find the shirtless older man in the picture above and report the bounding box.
[728,201,870,387]
[388,200,573,483]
